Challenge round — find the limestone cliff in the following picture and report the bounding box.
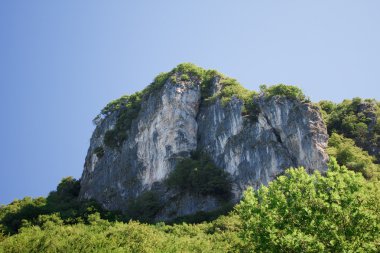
[79,64,329,221]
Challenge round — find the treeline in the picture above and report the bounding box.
[1,159,379,252]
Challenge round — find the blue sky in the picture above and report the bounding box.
[1,1,379,205]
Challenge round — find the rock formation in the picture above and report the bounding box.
[79,64,329,221]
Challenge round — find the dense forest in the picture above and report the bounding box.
[1,82,380,252]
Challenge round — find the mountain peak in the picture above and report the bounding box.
[80,65,328,221]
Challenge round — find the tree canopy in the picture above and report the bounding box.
[237,158,380,252]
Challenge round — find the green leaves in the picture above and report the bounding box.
[166,152,232,199]
[127,191,163,223]
[236,161,380,252]
[327,133,380,180]
[2,161,380,252]
[260,83,308,102]
[320,98,380,162]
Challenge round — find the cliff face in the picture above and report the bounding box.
[79,66,329,221]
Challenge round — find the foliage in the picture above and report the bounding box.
[93,146,104,158]
[216,78,259,120]
[236,159,380,252]
[96,64,317,150]
[2,162,380,252]
[0,177,115,234]
[126,191,163,223]
[166,152,232,199]
[103,92,142,148]
[98,66,183,149]
[169,203,234,225]
[0,214,242,253]
[327,133,380,180]
[96,63,264,150]
[320,98,380,161]
[168,63,257,110]
[0,197,47,235]
[260,84,308,102]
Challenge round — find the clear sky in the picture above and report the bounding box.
[1,1,379,205]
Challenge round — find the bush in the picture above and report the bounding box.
[93,146,104,158]
[127,191,163,223]
[0,197,47,234]
[327,133,380,180]
[166,152,232,199]
[101,92,142,148]
[0,177,116,234]
[260,84,307,102]
[170,203,234,225]
[236,159,380,252]
[103,129,123,148]
[0,215,239,252]
[320,98,380,161]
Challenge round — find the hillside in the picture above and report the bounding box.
[1,64,380,252]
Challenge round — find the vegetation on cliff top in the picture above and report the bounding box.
[97,63,307,149]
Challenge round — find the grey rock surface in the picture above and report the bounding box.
[79,74,329,220]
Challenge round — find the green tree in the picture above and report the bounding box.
[260,83,308,102]
[319,98,380,162]
[327,133,380,180]
[166,152,232,199]
[236,159,380,252]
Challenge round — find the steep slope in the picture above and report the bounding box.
[79,64,329,221]
[319,98,380,162]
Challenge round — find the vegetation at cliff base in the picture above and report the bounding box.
[237,159,380,252]
[0,177,117,235]
[1,160,380,252]
[166,151,232,199]
[126,191,163,223]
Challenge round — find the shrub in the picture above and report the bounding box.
[0,197,47,234]
[320,98,380,162]
[260,84,307,102]
[180,73,190,81]
[166,152,232,199]
[102,92,142,148]
[0,215,238,252]
[327,133,380,180]
[127,191,163,223]
[170,203,235,225]
[0,177,117,234]
[93,146,104,158]
[103,129,124,148]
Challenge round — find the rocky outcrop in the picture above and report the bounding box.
[197,91,328,200]
[79,66,329,221]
